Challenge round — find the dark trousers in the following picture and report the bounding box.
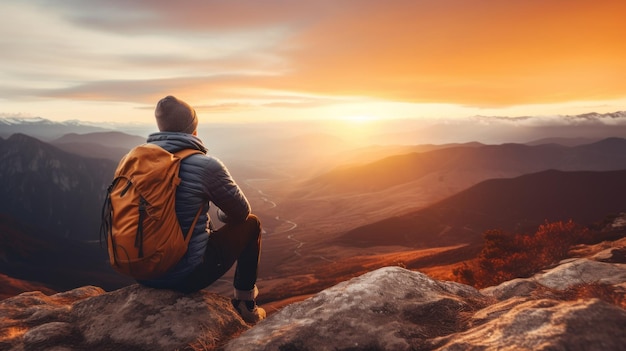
[174,214,262,293]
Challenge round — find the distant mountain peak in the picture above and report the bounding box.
[0,116,149,129]
[575,111,626,119]
[7,133,42,143]
[0,117,110,128]
[0,134,117,240]
[580,136,626,149]
[471,110,626,124]
[0,116,53,125]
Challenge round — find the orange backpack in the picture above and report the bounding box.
[100,144,203,280]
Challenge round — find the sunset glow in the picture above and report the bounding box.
[340,115,380,124]
[329,114,386,145]
[1,0,625,124]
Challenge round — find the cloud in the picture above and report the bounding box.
[29,0,325,33]
[471,111,626,127]
[3,0,626,121]
[1,1,294,108]
[27,75,250,101]
[12,73,341,113]
[264,0,626,106]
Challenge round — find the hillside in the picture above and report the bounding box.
[51,131,145,161]
[0,274,55,300]
[308,138,626,194]
[329,141,485,170]
[335,169,626,249]
[52,131,145,148]
[526,136,601,146]
[0,118,109,141]
[0,134,117,240]
[0,214,133,294]
[271,138,626,243]
[251,169,626,307]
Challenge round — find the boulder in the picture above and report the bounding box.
[592,246,626,263]
[225,267,490,351]
[434,298,626,351]
[226,266,626,351]
[480,278,539,300]
[0,284,249,351]
[482,257,626,301]
[534,258,626,290]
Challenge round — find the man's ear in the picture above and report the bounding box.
[193,130,198,136]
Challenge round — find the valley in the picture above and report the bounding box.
[1,115,626,308]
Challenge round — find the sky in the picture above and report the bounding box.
[1,0,626,125]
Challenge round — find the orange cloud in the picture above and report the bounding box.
[264,0,626,107]
[11,0,626,117]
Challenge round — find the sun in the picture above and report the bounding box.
[339,115,380,124]
[327,114,384,146]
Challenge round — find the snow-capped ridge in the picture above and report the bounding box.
[0,117,54,126]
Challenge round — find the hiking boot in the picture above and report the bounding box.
[232,299,266,324]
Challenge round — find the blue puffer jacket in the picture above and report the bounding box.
[138,132,251,288]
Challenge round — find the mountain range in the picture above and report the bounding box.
[263,168,626,302]
[308,138,626,194]
[2,110,626,145]
[50,131,146,161]
[0,134,116,241]
[269,138,626,248]
[335,169,626,250]
[0,117,110,141]
[1,125,626,299]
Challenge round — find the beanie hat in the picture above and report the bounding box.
[154,95,198,134]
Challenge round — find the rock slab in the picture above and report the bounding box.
[226,265,626,351]
[0,284,249,351]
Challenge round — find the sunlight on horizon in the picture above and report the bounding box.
[339,115,381,124]
[321,113,408,146]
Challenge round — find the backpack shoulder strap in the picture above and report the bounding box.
[174,148,204,160]
[174,147,205,241]
[185,205,204,242]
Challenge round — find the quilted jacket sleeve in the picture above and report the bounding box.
[203,156,251,224]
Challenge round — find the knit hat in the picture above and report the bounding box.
[154,95,198,134]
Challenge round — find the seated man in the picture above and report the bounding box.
[138,95,265,324]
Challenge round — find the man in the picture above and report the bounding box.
[138,95,265,324]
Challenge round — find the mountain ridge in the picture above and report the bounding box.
[0,133,116,240]
[3,132,626,305]
[2,110,626,144]
[50,131,145,161]
[335,169,626,249]
[309,137,626,194]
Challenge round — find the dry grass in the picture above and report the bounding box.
[531,282,626,309]
[186,322,248,351]
[452,221,625,289]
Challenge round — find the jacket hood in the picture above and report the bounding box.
[146,132,208,154]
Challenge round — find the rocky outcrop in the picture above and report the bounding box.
[225,265,626,351]
[434,298,626,351]
[2,242,625,351]
[225,267,490,351]
[482,246,626,300]
[0,285,248,351]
